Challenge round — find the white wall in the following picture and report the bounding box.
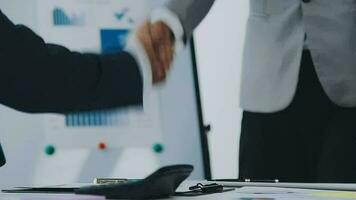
[0,0,38,30]
[194,0,249,179]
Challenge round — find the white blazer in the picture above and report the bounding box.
[163,0,356,112]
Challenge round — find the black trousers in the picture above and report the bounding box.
[239,50,356,183]
[0,144,5,167]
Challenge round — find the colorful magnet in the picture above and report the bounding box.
[45,145,55,156]
[152,143,164,153]
[98,142,106,150]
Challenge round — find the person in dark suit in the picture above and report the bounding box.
[0,146,4,167]
[0,8,172,167]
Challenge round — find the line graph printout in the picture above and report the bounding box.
[37,0,162,148]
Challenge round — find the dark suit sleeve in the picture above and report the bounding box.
[0,10,143,114]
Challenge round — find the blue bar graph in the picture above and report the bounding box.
[65,110,129,127]
[53,8,71,25]
[53,7,85,26]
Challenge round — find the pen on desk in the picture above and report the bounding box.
[93,178,141,184]
[210,179,279,183]
[93,178,129,184]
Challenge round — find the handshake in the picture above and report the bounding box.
[133,21,177,84]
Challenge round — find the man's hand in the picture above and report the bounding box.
[137,21,175,84]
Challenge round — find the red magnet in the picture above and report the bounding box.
[98,142,106,150]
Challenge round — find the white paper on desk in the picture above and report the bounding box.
[15,183,94,189]
[231,187,356,200]
[2,183,96,194]
[207,181,356,191]
[21,195,105,200]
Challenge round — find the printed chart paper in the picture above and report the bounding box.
[37,0,162,148]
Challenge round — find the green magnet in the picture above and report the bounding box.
[152,143,164,153]
[45,145,55,156]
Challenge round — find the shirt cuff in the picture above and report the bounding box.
[151,7,185,54]
[125,32,152,97]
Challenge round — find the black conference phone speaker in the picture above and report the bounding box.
[75,165,194,199]
[0,143,6,167]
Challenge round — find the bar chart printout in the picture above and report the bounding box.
[65,109,130,127]
[39,0,162,148]
[53,7,85,26]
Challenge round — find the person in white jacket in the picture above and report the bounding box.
[138,0,356,183]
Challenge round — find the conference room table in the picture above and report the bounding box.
[2,181,356,200]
